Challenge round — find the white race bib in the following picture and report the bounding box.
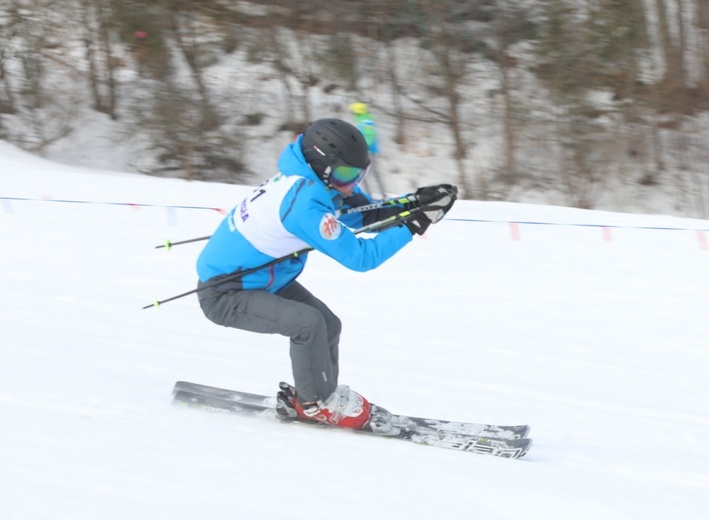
[232,174,310,257]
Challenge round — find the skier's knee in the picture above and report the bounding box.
[329,313,342,340]
[291,306,327,343]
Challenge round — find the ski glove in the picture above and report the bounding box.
[405,184,458,235]
[415,184,457,221]
[405,213,433,235]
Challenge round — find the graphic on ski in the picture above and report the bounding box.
[171,382,532,459]
[172,381,529,439]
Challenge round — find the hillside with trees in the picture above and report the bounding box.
[1,0,709,218]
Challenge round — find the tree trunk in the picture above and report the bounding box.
[496,2,516,186]
[80,0,103,112]
[654,0,686,86]
[169,8,217,131]
[96,0,117,120]
[696,0,709,89]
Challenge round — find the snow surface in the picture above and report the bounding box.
[1,141,708,519]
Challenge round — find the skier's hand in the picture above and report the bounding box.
[414,184,457,224]
[405,184,457,235]
[404,212,432,235]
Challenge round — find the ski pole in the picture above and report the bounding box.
[339,193,416,215]
[154,193,418,249]
[143,206,422,310]
[156,235,212,250]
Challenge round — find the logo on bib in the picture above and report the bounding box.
[319,213,342,240]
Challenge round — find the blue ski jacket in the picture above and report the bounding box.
[196,136,412,293]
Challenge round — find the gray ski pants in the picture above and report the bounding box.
[197,281,341,402]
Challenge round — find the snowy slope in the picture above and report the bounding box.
[1,142,708,519]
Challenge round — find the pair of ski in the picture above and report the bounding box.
[172,381,532,459]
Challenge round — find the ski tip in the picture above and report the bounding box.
[516,425,531,439]
[522,438,533,458]
[471,437,533,460]
[497,424,531,439]
[512,437,533,459]
[481,436,532,459]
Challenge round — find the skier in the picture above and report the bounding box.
[349,102,379,155]
[196,118,456,429]
[349,102,386,196]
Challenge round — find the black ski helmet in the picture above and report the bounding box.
[301,118,370,187]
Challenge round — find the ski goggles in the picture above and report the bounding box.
[329,162,370,189]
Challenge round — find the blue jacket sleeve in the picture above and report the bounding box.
[282,184,412,272]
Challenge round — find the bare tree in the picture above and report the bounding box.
[0,2,19,117]
[351,0,420,147]
[1,0,709,215]
[492,0,536,186]
[94,0,118,118]
[80,0,116,117]
[165,0,218,130]
[260,2,330,130]
[416,0,474,197]
[654,0,687,89]
[698,0,709,89]
[2,0,81,151]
